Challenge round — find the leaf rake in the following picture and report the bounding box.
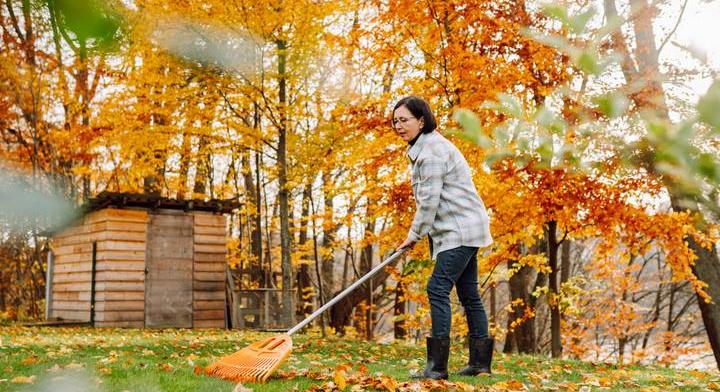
[205,249,407,383]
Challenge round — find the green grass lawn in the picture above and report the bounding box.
[0,326,719,391]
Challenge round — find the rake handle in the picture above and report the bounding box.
[286,248,407,336]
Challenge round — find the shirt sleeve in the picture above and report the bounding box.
[406,155,445,242]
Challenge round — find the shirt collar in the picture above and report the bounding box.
[407,131,430,163]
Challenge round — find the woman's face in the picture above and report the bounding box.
[393,105,424,142]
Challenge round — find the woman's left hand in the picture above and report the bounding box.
[396,239,417,252]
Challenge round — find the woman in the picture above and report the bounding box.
[393,96,494,380]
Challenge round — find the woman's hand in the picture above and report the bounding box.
[396,239,417,252]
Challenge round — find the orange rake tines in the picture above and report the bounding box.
[205,249,406,383]
[205,334,293,383]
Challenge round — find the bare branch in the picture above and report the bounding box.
[657,0,689,55]
[5,0,23,40]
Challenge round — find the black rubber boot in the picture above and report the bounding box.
[411,337,450,380]
[457,337,494,376]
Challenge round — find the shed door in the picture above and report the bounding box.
[145,212,193,328]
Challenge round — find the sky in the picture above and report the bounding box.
[661,0,720,98]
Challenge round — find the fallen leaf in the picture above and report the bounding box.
[528,372,544,386]
[21,356,38,365]
[10,375,36,384]
[65,362,84,369]
[334,367,347,390]
[496,379,526,391]
[455,381,475,391]
[98,366,112,375]
[233,383,253,392]
[688,370,707,380]
[194,365,203,375]
[379,375,397,392]
[47,364,62,372]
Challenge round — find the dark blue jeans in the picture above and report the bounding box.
[427,245,489,339]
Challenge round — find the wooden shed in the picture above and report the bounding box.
[46,192,240,328]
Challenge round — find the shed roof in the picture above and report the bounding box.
[87,192,241,214]
[42,192,241,236]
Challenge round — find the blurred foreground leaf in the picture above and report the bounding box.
[0,171,76,232]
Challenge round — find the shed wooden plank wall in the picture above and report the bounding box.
[193,212,226,328]
[93,209,148,328]
[51,213,96,321]
[51,208,148,327]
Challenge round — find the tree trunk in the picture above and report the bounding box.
[560,240,571,285]
[361,219,375,340]
[503,308,516,353]
[683,225,720,367]
[394,274,407,339]
[297,183,313,317]
[546,220,562,358]
[309,191,327,334]
[242,147,263,285]
[276,38,294,327]
[341,225,352,290]
[508,263,537,353]
[192,137,209,198]
[489,281,497,324]
[176,132,192,199]
[321,171,336,300]
[262,168,276,289]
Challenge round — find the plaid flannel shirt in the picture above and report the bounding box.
[406,131,493,260]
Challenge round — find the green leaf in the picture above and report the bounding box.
[453,108,481,134]
[697,153,720,183]
[575,50,601,75]
[517,137,531,151]
[646,120,669,143]
[673,121,695,143]
[481,94,523,118]
[540,4,595,35]
[493,123,512,147]
[698,80,720,130]
[452,109,492,148]
[594,92,629,118]
[499,93,524,117]
[536,137,554,166]
[403,258,432,275]
[569,8,596,35]
[541,4,569,25]
[594,15,625,41]
[50,0,122,49]
[526,31,570,51]
[485,150,513,167]
[534,106,567,133]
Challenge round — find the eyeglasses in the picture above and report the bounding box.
[392,116,417,129]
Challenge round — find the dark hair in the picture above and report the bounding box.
[393,96,437,134]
